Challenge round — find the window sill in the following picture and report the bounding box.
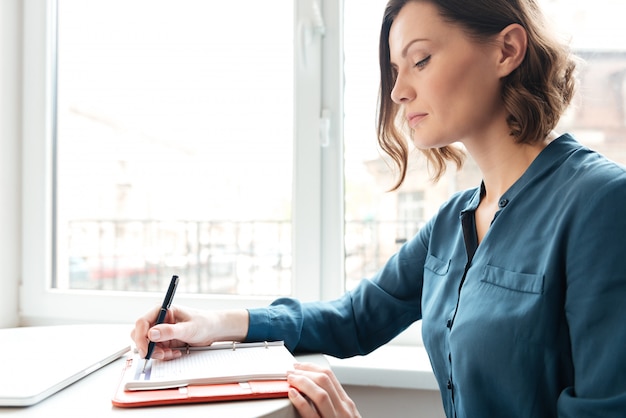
[325,344,439,391]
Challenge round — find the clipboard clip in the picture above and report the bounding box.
[181,340,277,354]
[231,341,269,351]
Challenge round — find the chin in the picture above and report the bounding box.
[411,131,458,151]
[411,138,448,151]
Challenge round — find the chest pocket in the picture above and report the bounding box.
[424,253,450,276]
[481,264,544,294]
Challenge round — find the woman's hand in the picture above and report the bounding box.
[130,305,249,361]
[287,362,361,418]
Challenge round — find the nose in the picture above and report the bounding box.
[390,70,416,104]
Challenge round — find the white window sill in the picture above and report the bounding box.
[325,344,439,391]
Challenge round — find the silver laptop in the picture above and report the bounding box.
[0,324,130,406]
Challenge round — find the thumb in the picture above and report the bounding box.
[149,322,189,343]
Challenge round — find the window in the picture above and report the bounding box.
[397,191,425,242]
[21,0,626,326]
[55,0,295,297]
[22,0,334,323]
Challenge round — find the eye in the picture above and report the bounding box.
[415,55,431,69]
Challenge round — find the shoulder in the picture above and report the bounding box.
[552,134,626,202]
[556,133,626,175]
[549,136,626,237]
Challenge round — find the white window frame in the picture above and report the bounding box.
[20,0,345,324]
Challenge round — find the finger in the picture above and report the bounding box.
[287,371,338,417]
[295,362,352,402]
[151,346,183,361]
[131,306,161,356]
[288,387,321,418]
[144,322,189,360]
[291,363,363,417]
[132,305,187,358]
[149,319,194,345]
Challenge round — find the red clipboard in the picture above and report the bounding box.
[112,357,291,408]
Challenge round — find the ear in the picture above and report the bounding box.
[495,23,527,78]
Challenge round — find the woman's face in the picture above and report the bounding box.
[389,1,505,150]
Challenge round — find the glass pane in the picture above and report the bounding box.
[544,0,626,159]
[343,0,626,290]
[55,0,294,295]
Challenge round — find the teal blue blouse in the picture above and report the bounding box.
[246,134,626,417]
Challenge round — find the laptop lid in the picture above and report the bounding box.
[0,324,130,406]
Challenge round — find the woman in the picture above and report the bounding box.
[131,1,626,416]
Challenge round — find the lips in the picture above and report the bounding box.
[407,112,428,128]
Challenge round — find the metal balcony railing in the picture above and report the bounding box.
[64,219,422,295]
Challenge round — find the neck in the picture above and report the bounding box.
[463,131,557,204]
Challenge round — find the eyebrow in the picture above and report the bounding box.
[401,38,429,58]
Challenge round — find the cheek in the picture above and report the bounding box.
[430,58,499,121]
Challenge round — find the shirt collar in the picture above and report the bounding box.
[460,133,581,214]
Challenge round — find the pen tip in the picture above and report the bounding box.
[142,359,148,373]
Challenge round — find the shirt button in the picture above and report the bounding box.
[498,198,509,208]
[446,319,452,329]
[447,380,453,390]
[448,353,452,362]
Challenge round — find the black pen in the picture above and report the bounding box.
[142,275,179,372]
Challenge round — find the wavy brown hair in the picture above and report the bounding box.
[377,0,577,189]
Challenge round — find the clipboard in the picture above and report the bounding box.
[112,341,294,408]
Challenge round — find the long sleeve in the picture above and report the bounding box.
[556,163,626,416]
[245,218,430,357]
